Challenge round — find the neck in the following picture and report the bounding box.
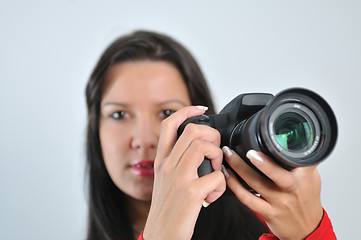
[126,196,151,232]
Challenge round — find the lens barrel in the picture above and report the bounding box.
[231,88,337,169]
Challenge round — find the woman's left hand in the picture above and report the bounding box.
[223,147,323,240]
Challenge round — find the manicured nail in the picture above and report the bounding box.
[222,146,233,158]
[203,200,211,208]
[246,150,263,164]
[195,105,208,111]
[221,165,230,179]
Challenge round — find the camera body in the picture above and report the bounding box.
[177,88,338,177]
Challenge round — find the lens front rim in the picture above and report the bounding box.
[259,88,337,168]
[268,103,321,159]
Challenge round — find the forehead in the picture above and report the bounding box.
[102,61,191,104]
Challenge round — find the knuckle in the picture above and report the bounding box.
[191,139,204,152]
[214,170,225,180]
[208,127,221,145]
[278,197,293,211]
[216,147,223,159]
[263,209,276,222]
[183,124,221,143]
[216,171,227,189]
[184,123,200,136]
[281,177,297,192]
[213,129,221,140]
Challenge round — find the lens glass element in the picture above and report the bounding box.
[274,112,314,151]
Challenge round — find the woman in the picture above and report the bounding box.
[85,30,335,240]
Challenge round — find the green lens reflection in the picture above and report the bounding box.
[274,112,314,151]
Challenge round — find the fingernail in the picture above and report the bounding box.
[196,105,208,111]
[203,200,211,208]
[195,105,208,111]
[221,165,230,179]
[222,146,233,158]
[246,150,263,164]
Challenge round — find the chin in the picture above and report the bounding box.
[135,185,153,201]
[122,182,153,201]
[137,193,153,202]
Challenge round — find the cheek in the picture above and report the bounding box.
[99,124,129,170]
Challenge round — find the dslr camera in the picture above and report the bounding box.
[178,88,338,177]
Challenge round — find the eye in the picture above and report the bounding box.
[110,111,129,120]
[159,109,176,119]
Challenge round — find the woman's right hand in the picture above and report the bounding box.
[143,106,227,240]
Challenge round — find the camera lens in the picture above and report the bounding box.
[232,88,337,169]
[268,102,321,161]
[273,112,314,152]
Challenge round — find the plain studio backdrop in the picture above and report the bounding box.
[1,0,360,239]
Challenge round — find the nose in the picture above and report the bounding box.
[130,115,159,152]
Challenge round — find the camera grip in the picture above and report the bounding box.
[178,115,216,177]
[198,158,214,177]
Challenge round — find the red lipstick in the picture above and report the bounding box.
[131,160,154,177]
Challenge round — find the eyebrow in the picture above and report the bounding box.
[102,102,129,108]
[157,100,189,107]
[101,100,189,108]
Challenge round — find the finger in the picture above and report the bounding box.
[177,123,221,150]
[170,125,221,171]
[226,169,271,216]
[155,106,207,167]
[176,140,223,177]
[193,170,226,205]
[222,146,274,197]
[246,150,296,192]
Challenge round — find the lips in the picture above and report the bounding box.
[131,160,154,177]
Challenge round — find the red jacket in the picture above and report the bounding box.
[138,209,336,240]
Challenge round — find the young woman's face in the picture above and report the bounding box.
[100,61,191,201]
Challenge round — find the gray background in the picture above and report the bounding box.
[1,0,360,239]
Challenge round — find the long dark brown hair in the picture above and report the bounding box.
[85,30,268,240]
